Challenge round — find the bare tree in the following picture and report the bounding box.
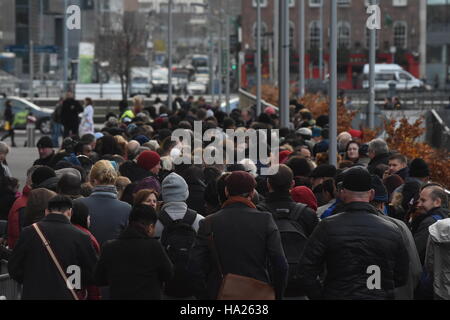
[97,11,145,101]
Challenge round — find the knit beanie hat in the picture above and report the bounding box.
[161,172,189,202]
[226,171,256,196]
[36,136,53,149]
[409,158,430,178]
[291,186,318,211]
[32,166,56,188]
[342,167,372,192]
[133,176,161,194]
[371,175,388,203]
[310,164,337,179]
[137,150,161,171]
[134,135,150,146]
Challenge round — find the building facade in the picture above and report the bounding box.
[241,0,424,89]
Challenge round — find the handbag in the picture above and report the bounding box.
[4,121,11,131]
[32,223,79,300]
[205,218,275,300]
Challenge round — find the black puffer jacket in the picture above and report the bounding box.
[410,206,449,265]
[297,202,409,300]
[175,165,206,216]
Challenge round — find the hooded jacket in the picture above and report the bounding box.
[425,218,450,300]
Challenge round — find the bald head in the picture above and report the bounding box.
[418,185,448,212]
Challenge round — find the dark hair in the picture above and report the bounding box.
[57,174,81,196]
[121,182,138,205]
[322,179,336,198]
[217,173,231,205]
[47,195,73,213]
[267,164,294,192]
[24,188,57,226]
[129,204,157,226]
[81,134,95,144]
[345,141,360,159]
[74,141,89,155]
[71,201,89,229]
[85,97,93,106]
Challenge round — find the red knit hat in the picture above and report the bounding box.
[348,129,363,139]
[137,150,161,171]
[291,186,318,211]
[279,150,292,164]
[226,171,256,196]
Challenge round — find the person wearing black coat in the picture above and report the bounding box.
[188,171,288,300]
[410,185,449,265]
[61,92,83,138]
[119,160,152,183]
[8,196,98,300]
[175,164,207,216]
[257,164,319,238]
[94,205,173,300]
[297,167,409,300]
[0,176,18,220]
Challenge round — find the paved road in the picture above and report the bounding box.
[2,131,44,187]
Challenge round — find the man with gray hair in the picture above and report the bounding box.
[127,140,141,160]
[367,138,390,174]
[337,131,352,154]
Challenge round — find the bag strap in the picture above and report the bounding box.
[158,209,174,227]
[289,202,307,221]
[32,223,79,300]
[182,209,197,226]
[204,217,224,279]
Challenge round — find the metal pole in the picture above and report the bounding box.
[298,0,305,97]
[319,0,323,80]
[279,0,289,128]
[329,0,337,167]
[208,2,214,101]
[226,14,231,114]
[218,8,223,106]
[168,0,173,111]
[63,0,68,92]
[368,0,376,129]
[256,0,262,116]
[40,0,44,84]
[273,0,279,86]
[30,40,34,102]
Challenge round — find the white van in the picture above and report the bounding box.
[362,64,424,91]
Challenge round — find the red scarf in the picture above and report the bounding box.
[222,196,256,209]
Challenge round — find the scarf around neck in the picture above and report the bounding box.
[222,196,256,209]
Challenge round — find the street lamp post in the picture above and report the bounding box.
[369,0,377,130]
[63,0,68,92]
[218,7,223,105]
[225,14,231,114]
[298,0,305,98]
[168,0,173,111]
[319,0,323,80]
[329,0,337,167]
[208,2,214,102]
[279,0,290,128]
[256,0,262,116]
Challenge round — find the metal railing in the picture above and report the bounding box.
[0,260,21,300]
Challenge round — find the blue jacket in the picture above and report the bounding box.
[76,186,131,246]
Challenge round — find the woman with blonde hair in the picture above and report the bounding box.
[75,160,131,245]
[114,135,128,159]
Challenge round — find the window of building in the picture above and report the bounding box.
[309,0,322,7]
[393,21,407,49]
[393,0,408,6]
[309,21,321,49]
[337,21,351,49]
[252,22,268,50]
[252,0,268,7]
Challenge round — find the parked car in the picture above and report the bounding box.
[362,64,425,91]
[187,81,207,95]
[130,76,152,97]
[0,96,52,134]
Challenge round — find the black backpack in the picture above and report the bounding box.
[258,202,308,295]
[159,208,197,298]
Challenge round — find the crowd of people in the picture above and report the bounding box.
[0,93,449,300]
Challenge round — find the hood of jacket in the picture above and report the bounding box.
[429,217,450,244]
[36,176,59,192]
